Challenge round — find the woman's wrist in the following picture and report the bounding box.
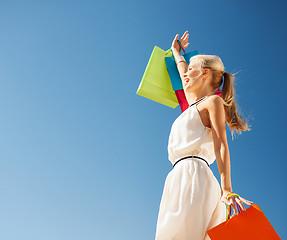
[171,47,181,57]
[222,188,233,193]
[174,55,186,65]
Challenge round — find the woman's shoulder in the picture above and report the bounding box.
[206,94,224,105]
[205,95,225,112]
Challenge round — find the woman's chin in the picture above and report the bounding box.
[184,84,193,91]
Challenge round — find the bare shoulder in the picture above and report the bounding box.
[205,95,224,111]
[196,95,225,128]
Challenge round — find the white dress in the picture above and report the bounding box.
[155,96,226,240]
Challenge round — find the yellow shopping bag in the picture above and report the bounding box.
[136,46,178,108]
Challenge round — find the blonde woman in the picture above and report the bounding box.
[155,31,253,240]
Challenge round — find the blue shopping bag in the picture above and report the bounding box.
[165,50,199,91]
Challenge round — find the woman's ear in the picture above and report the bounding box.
[203,68,210,76]
[202,68,210,79]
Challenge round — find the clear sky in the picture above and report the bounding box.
[0,0,286,239]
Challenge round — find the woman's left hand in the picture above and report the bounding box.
[221,190,253,215]
[171,31,190,53]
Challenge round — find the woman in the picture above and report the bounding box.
[155,31,253,240]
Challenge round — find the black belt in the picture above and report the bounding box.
[173,156,210,168]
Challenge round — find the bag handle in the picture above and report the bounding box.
[165,40,186,57]
[226,193,241,220]
[165,48,173,57]
[177,39,186,53]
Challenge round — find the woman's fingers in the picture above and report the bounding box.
[235,197,245,211]
[181,31,188,40]
[232,204,238,215]
[183,42,190,48]
[221,196,231,205]
[171,34,180,51]
[182,37,189,45]
[239,196,253,205]
[182,33,189,41]
[229,198,238,215]
[173,34,179,43]
[222,193,253,216]
[181,34,189,44]
[181,35,189,48]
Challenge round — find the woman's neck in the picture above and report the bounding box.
[185,89,214,105]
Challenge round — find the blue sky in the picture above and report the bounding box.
[0,0,286,239]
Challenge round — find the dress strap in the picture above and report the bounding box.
[189,95,208,107]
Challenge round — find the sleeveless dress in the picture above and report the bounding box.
[155,96,226,240]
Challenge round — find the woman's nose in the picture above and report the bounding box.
[183,73,187,78]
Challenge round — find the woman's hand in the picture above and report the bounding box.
[221,190,253,215]
[171,31,190,54]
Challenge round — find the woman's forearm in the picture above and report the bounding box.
[216,144,233,192]
[172,48,188,88]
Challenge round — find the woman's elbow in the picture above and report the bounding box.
[214,143,228,156]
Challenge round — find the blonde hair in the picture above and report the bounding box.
[190,54,251,138]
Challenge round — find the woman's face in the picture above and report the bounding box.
[183,60,203,90]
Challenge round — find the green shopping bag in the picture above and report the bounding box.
[137,46,179,108]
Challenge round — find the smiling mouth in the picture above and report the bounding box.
[184,78,190,84]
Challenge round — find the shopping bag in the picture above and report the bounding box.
[165,50,198,112]
[165,50,198,91]
[207,203,281,240]
[136,46,178,108]
[175,89,189,112]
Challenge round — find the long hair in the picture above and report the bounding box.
[190,55,251,138]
